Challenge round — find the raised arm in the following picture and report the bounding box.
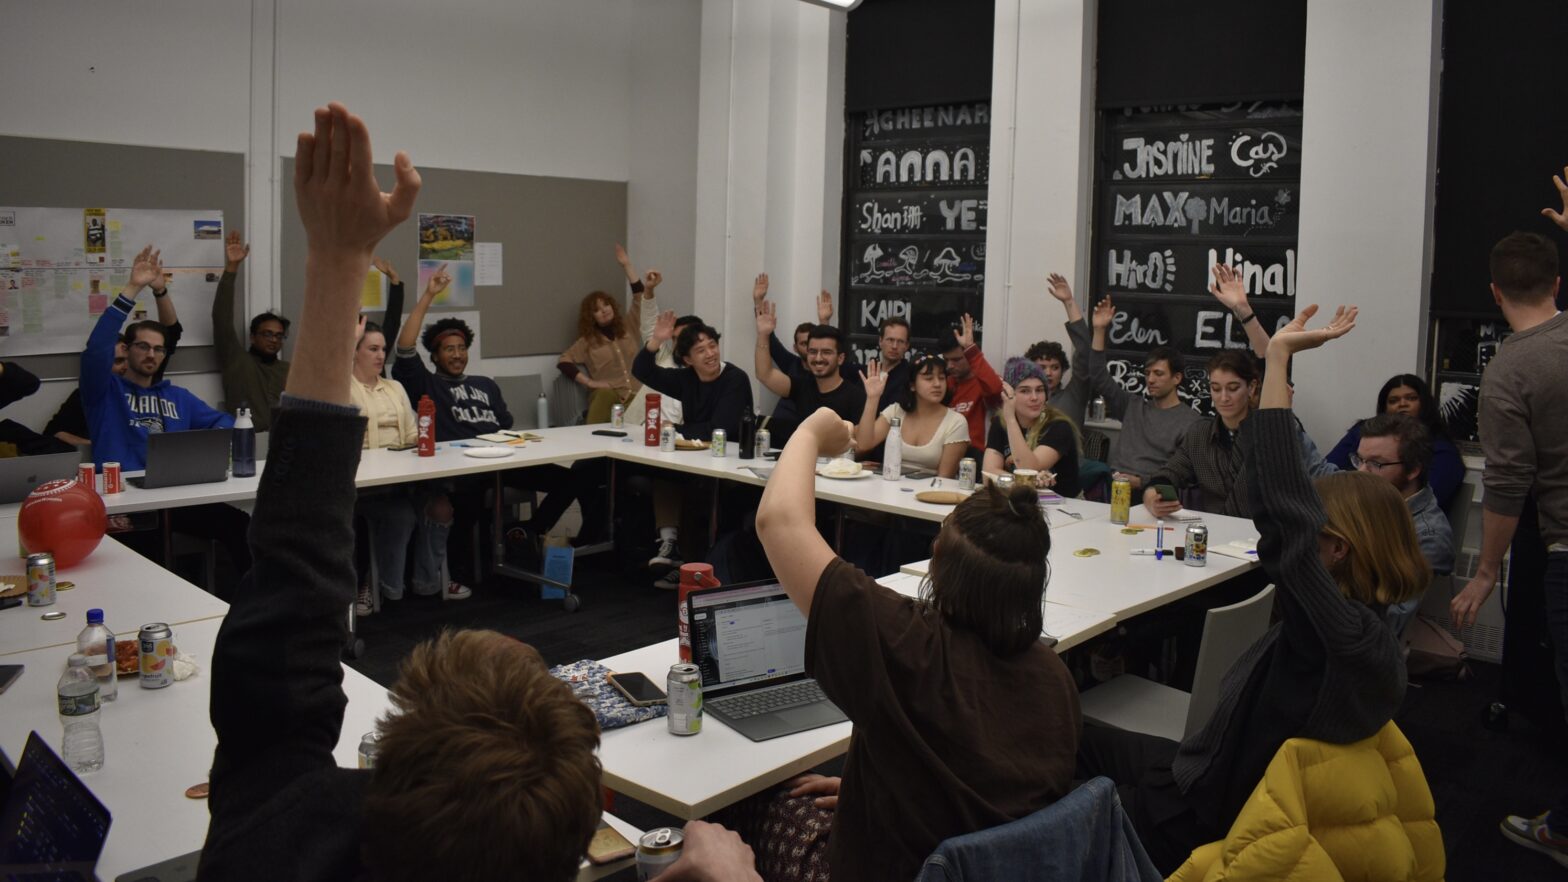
[631,311,689,396]
[212,231,250,364]
[372,256,405,363]
[1048,272,1082,323]
[757,407,850,616]
[753,300,792,398]
[1209,262,1270,357]
[82,246,156,406]
[1086,295,1135,418]
[853,363,891,454]
[395,262,449,353]
[957,314,1002,399]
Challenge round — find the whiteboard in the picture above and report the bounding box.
[0,206,225,356]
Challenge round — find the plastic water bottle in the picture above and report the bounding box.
[76,609,117,701]
[536,392,550,429]
[882,416,902,481]
[231,405,257,478]
[58,654,104,773]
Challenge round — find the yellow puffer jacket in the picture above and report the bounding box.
[1167,722,1444,882]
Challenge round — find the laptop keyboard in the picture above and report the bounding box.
[709,680,829,720]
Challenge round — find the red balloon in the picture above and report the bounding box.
[19,479,107,569]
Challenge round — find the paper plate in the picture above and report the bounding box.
[463,447,514,459]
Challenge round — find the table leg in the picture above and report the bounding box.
[834,505,845,552]
[708,479,720,547]
[160,510,174,568]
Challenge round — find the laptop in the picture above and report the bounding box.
[0,731,110,881]
[0,451,82,504]
[127,429,232,490]
[686,581,848,742]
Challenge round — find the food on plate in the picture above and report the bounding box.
[819,458,863,478]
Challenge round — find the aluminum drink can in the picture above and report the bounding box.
[754,427,771,456]
[666,663,702,736]
[1090,396,1107,423]
[138,622,175,689]
[1185,523,1208,567]
[77,463,96,491]
[710,429,726,458]
[26,552,56,607]
[659,423,676,453]
[957,458,977,492]
[611,403,625,429]
[994,473,1015,489]
[103,462,124,495]
[636,827,685,879]
[1110,477,1132,525]
[358,731,382,769]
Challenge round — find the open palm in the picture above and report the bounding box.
[1266,305,1357,356]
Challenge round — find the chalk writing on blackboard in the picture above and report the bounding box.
[853,192,988,236]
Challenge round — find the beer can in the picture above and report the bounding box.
[666,663,702,736]
[754,427,771,456]
[138,622,175,689]
[1090,396,1107,423]
[358,731,382,769]
[710,429,726,458]
[958,458,977,492]
[1185,523,1208,568]
[103,462,124,495]
[659,423,676,453]
[77,463,96,491]
[611,403,625,429]
[636,827,685,879]
[26,552,56,607]
[1110,477,1132,525]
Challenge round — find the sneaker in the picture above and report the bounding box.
[444,581,473,601]
[648,537,682,570]
[355,585,374,616]
[1500,812,1568,868]
[654,570,681,590]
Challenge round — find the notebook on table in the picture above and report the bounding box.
[686,581,847,742]
[127,428,231,490]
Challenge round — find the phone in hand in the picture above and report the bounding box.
[607,671,666,707]
[1153,483,1179,502]
[585,819,636,865]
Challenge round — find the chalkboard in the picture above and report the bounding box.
[840,102,990,361]
[1089,103,1303,409]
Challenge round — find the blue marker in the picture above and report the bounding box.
[1155,519,1165,560]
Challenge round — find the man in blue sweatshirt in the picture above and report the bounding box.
[82,245,234,471]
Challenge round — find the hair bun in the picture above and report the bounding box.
[995,482,1038,520]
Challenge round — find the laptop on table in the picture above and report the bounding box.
[686,581,848,742]
[127,429,232,490]
[0,451,82,504]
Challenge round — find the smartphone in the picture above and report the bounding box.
[0,665,23,695]
[607,671,666,707]
[585,819,636,865]
[592,429,628,438]
[388,443,417,452]
[1154,483,1179,502]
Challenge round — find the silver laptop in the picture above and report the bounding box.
[0,450,82,504]
[686,581,847,742]
[127,429,231,489]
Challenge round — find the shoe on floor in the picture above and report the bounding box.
[1500,812,1568,868]
[654,570,681,590]
[444,581,473,601]
[355,585,374,616]
[648,536,683,570]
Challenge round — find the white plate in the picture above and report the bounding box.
[817,468,872,480]
[462,447,514,459]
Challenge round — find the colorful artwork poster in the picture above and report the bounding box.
[418,213,475,261]
[84,208,106,254]
[417,258,475,307]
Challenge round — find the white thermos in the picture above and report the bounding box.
[536,392,550,429]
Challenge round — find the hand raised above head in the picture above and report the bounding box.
[1091,295,1116,330]
[293,102,421,260]
[859,359,887,398]
[755,300,777,337]
[1265,305,1357,358]
[1047,272,1073,303]
[817,289,834,323]
[225,230,251,268]
[752,272,769,304]
[1542,165,1568,232]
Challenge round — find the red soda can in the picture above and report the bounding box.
[676,562,720,662]
[77,463,96,491]
[644,393,662,447]
[103,462,123,495]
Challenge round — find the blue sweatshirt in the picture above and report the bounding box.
[81,293,234,470]
[392,348,512,440]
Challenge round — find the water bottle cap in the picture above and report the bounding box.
[86,609,104,624]
[68,653,90,667]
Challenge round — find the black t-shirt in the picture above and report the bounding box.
[787,367,867,424]
[985,418,1082,498]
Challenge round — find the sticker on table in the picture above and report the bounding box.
[1073,548,1101,558]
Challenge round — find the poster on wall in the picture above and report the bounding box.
[417,213,476,307]
[0,206,224,356]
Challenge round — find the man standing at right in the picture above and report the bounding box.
[213,231,291,430]
[1450,220,1568,868]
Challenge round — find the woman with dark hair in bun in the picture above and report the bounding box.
[750,406,1081,881]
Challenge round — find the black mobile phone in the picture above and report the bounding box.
[607,671,666,707]
[0,665,23,695]
[388,443,418,452]
[1154,483,1179,502]
[592,429,628,438]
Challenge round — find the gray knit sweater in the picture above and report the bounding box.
[1169,408,1406,828]
[1086,345,1201,480]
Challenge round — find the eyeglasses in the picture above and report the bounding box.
[255,330,287,341]
[129,342,167,356]
[1350,453,1405,470]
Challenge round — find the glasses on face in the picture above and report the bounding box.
[129,342,167,356]
[1350,453,1405,470]
[255,330,287,341]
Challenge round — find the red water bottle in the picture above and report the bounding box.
[417,395,436,457]
[677,562,720,662]
[644,393,662,447]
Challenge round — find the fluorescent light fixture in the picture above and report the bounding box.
[799,0,863,10]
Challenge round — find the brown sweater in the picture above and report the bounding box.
[1479,310,1568,545]
[557,293,645,400]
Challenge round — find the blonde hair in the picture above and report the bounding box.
[1313,471,1431,607]
[1023,403,1082,461]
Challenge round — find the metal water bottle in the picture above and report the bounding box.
[417,395,437,457]
[536,392,550,429]
[882,417,903,481]
[738,410,757,460]
[231,405,256,477]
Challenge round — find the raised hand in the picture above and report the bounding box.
[128,245,162,290]
[355,313,367,339]
[650,309,677,346]
[371,255,399,285]
[1265,305,1357,358]
[1091,295,1116,331]
[644,269,663,290]
[860,359,887,400]
[423,262,452,299]
[292,101,421,259]
[999,380,1018,421]
[1207,262,1248,311]
[803,408,853,457]
[954,313,976,349]
[817,289,834,324]
[1543,165,1568,232]
[755,300,777,337]
[225,230,251,270]
[1047,272,1073,303]
[752,272,769,305]
[614,242,631,267]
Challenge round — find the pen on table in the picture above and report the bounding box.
[1130,549,1168,557]
[1124,524,1176,531]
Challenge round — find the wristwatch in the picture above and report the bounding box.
[152,285,168,298]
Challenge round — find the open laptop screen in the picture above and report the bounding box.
[688,582,808,692]
[0,732,111,874]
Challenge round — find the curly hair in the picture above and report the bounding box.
[421,317,474,356]
[575,290,625,342]
[1025,340,1067,369]
[362,630,602,882]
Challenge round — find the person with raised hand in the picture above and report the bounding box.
[939,312,1004,448]
[632,307,752,443]
[984,358,1082,497]
[1086,293,1200,491]
[1206,262,1272,357]
[753,299,864,426]
[213,229,292,430]
[557,243,651,424]
[1022,271,1093,426]
[853,352,970,478]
